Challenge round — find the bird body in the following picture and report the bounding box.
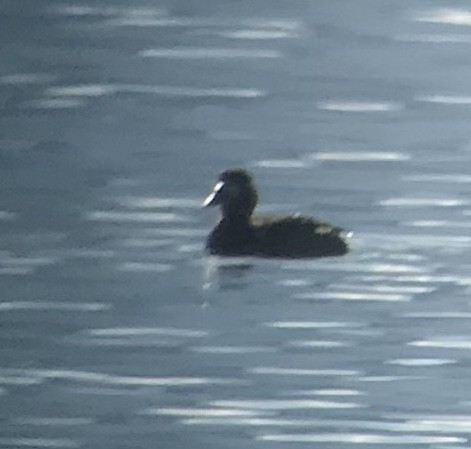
[204,169,349,258]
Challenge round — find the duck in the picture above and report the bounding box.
[203,169,350,258]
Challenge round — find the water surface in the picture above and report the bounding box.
[2,1,471,448]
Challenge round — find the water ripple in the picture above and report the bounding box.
[397,34,471,44]
[405,174,471,183]
[107,13,300,32]
[309,389,364,396]
[0,301,110,312]
[252,159,307,169]
[294,291,411,302]
[44,83,265,100]
[358,376,426,382]
[181,417,301,426]
[53,5,165,18]
[255,415,471,433]
[288,340,351,348]
[0,438,80,448]
[46,84,116,97]
[417,95,471,105]
[129,84,265,98]
[177,413,471,445]
[86,327,207,338]
[122,238,174,248]
[118,262,174,273]
[29,98,86,110]
[386,358,456,367]
[1,256,57,268]
[265,321,363,329]
[86,210,194,223]
[140,228,206,238]
[379,198,467,207]
[317,101,401,112]
[191,345,275,354]
[249,367,360,376]
[180,416,471,438]
[402,312,471,319]
[13,417,93,426]
[209,399,361,410]
[79,327,211,347]
[333,283,434,294]
[409,337,471,349]
[0,375,43,386]
[142,407,265,417]
[140,48,280,59]
[218,29,296,40]
[117,197,200,209]
[282,261,429,273]
[2,368,235,387]
[415,8,471,26]
[0,73,55,85]
[355,274,460,284]
[278,279,310,287]
[356,233,471,249]
[311,151,409,162]
[258,433,465,444]
[405,220,471,229]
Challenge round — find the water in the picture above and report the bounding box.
[2,1,471,448]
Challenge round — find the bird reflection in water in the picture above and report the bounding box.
[202,256,254,293]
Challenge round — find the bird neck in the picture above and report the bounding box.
[221,200,253,223]
[220,213,251,227]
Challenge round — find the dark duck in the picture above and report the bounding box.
[203,169,350,258]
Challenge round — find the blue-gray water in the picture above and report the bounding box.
[2,1,471,448]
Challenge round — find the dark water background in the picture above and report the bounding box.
[2,1,471,448]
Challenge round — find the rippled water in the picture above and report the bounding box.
[2,1,471,448]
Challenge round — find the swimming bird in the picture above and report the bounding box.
[203,169,350,258]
